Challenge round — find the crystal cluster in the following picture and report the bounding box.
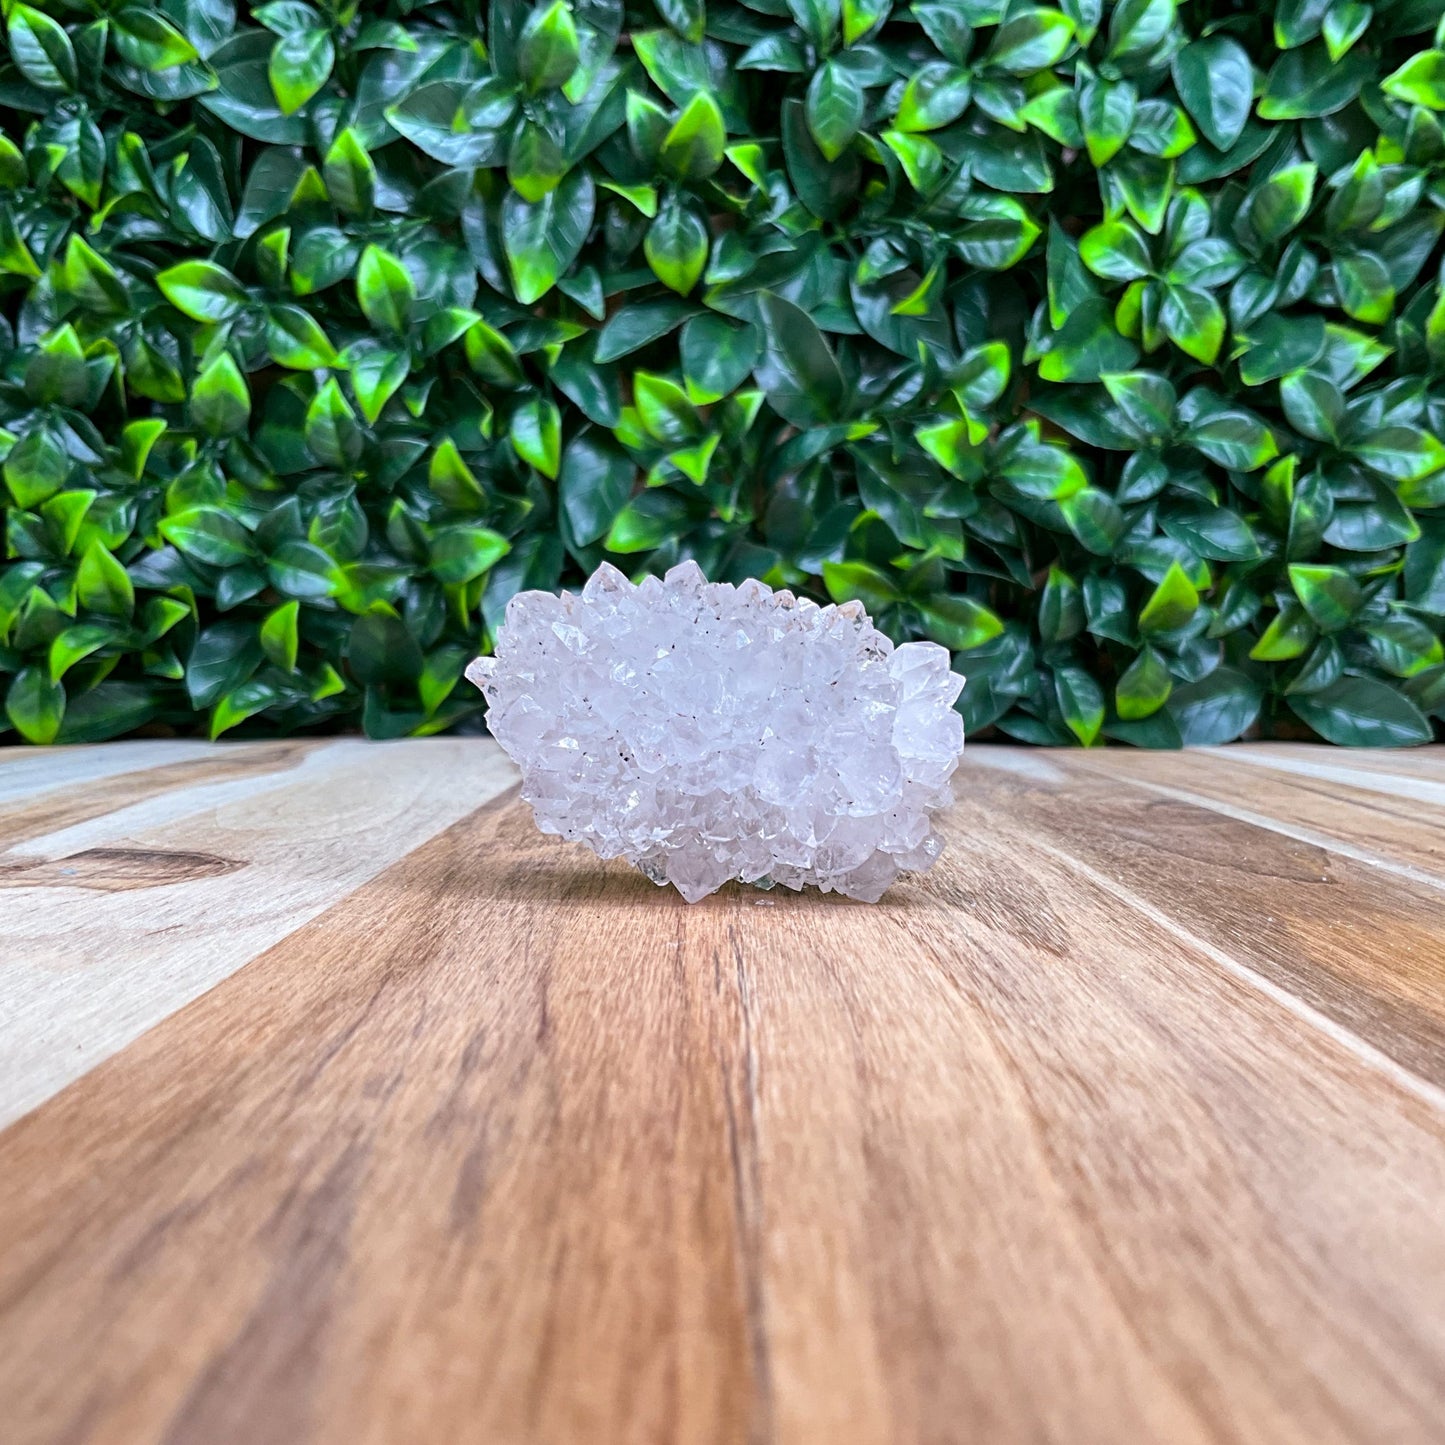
[466,562,965,903]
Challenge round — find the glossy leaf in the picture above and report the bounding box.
[753,294,846,428]
[269,28,334,114]
[503,170,595,305]
[896,62,972,134]
[518,1,580,93]
[1172,38,1252,152]
[1138,563,1199,635]
[660,90,727,180]
[645,197,709,295]
[561,432,634,545]
[1167,668,1263,745]
[157,261,248,323]
[1289,677,1432,746]
[510,396,563,479]
[681,315,760,405]
[190,353,252,438]
[6,667,64,744]
[356,246,414,334]
[1115,646,1171,719]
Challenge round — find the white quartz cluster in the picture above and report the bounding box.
[466,561,965,903]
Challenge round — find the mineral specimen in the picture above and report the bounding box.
[466,562,965,903]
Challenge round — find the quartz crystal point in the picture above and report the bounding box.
[466,562,965,903]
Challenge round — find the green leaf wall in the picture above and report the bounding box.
[2,0,1445,746]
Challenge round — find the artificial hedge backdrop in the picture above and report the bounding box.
[3,0,1445,746]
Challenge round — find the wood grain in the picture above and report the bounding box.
[965,750,1445,1092]
[0,742,1443,1445]
[1078,746,1445,885]
[0,737,515,1126]
[0,739,317,851]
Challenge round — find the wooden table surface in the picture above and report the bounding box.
[2,738,1443,1445]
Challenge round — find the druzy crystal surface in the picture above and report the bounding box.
[466,562,965,903]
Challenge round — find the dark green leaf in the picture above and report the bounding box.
[1039,567,1084,643]
[190,353,251,438]
[510,395,562,478]
[806,59,866,162]
[7,4,77,90]
[1289,564,1362,632]
[356,245,414,334]
[753,293,846,428]
[1037,299,1139,383]
[157,261,248,322]
[1259,45,1370,122]
[267,305,342,370]
[605,491,689,552]
[305,379,363,468]
[1138,562,1199,635]
[1106,0,1173,62]
[1079,219,1152,281]
[681,315,761,404]
[561,432,635,545]
[114,9,198,71]
[160,507,256,566]
[660,90,727,179]
[595,297,695,364]
[1080,78,1136,169]
[918,594,1005,650]
[989,7,1075,73]
[1167,667,1263,744]
[348,606,424,685]
[1289,676,1433,746]
[1171,37,1252,152]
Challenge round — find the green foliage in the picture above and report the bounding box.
[1,0,1444,746]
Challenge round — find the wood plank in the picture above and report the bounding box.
[0,739,245,803]
[0,737,516,1128]
[1067,746,1445,886]
[0,739,320,851]
[968,750,1445,1094]
[1,752,1442,1445]
[1225,739,1445,797]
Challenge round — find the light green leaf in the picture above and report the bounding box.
[510,395,562,478]
[896,62,972,134]
[77,542,135,618]
[269,28,334,114]
[644,197,709,296]
[356,245,414,334]
[157,261,249,323]
[5,666,64,744]
[518,1,580,93]
[503,170,595,305]
[659,90,727,180]
[1138,561,1199,634]
[190,352,252,438]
